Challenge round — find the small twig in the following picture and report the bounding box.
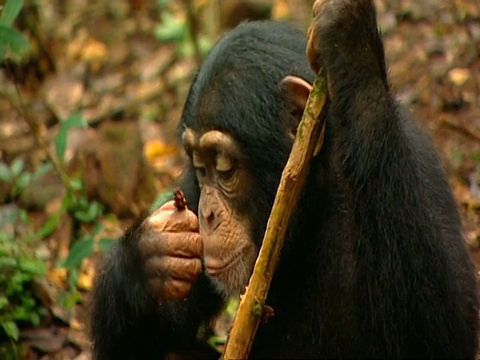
[21,4,56,74]
[222,68,328,359]
[204,0,220,42]
[83,48,176,125]
[451,0,480,107]
[442,117,480,144]
[173,189,188,211]
[4,77,74,194]
[83,83,171,125]
[182,0,203,66]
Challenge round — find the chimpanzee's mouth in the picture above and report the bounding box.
[204,257,237,276]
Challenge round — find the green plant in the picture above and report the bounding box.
[0,0,30,63]
[0,110,115,319]
[49,113,117,296]
[45,113,103,227]
[0,158,53,200]
[154,1,212,59]
[207,298,239,351]
[58,221,116,296]
[0,207,47,342]
[149,188,175,212]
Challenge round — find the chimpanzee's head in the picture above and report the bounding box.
[180,21,315,295]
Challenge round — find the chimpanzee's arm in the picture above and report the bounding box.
[91,228,160,359]
[308,1,477,356]
[91,217,225,360]
[326,73,476,358]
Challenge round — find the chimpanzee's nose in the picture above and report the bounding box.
[200,207,221,233]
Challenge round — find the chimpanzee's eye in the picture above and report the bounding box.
[215,152,234,173]
[192,151,206,182]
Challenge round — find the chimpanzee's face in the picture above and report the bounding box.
[182,127,257,295]
[181,75,314,296]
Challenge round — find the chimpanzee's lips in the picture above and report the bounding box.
[204,257,237,276]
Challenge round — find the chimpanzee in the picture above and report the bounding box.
[91,0,479,359]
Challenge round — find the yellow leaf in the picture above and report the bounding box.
[448,68,470,86]
[272,0,290,20]
[77,258,96,291]
[82,38,107,61]
[144,140,177,162]
[47,268,67,288]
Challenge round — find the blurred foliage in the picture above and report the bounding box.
[0,109,116,349]
[155,0,212,58]
[207,298,239,351]
[149,188,175,212]
[0,208,47,342]
[0,0,479,358]
[0,159,53,201]
[0,0,29,63]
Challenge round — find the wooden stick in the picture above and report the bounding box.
[222,68,328,359]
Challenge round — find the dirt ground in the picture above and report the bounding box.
[1,0,480,359]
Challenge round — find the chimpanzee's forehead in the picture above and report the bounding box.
[183,72,281,136]
[180,21,315,145]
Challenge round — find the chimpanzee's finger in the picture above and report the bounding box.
[147,278,192,301]
[139,231,202,259]
[145,256,202,282]
[147,206,199,232]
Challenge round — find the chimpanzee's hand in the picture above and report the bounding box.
[138,200,203,301]
[307,0,380,75]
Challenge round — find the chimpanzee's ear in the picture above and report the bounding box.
[280,75,313,137]
[281,75,313,113]
[281,75,325,157]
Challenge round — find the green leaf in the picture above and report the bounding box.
[199,35,213,55]
[74,210,92,223]
[10,157,24,177]
[20,296,35,310]
[207,335,227,348]
[98,237,116,253]
[91,222,104,236]
[87,201,103,220]
[77,196,89,209]
[0,296,8,309]
[14,171,31,193]
[0,162,12,182]
[30,312,41,326]
[0,0,24,26]
[157,0,172,7]
[65,237,94,269]
[13,305,29,321]
[66,269,80,293]
[19,258,46,276]
[61,284,82,307]
[18,208,29,223]
[2,320,19,341]
[55,113,87,160]
[154,12,186,41]
[224,297,240,318]
[56,119,69,157]
[69,177,83,191]
[0,24,29,62]
[0,231,11,243]
[32,162,53,181]
[0,257,17,268]
[149,188,174,212]
[39,213,61,238]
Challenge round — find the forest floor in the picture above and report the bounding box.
[0,0,480,359]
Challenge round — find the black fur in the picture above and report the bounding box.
[91,1,479,358]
